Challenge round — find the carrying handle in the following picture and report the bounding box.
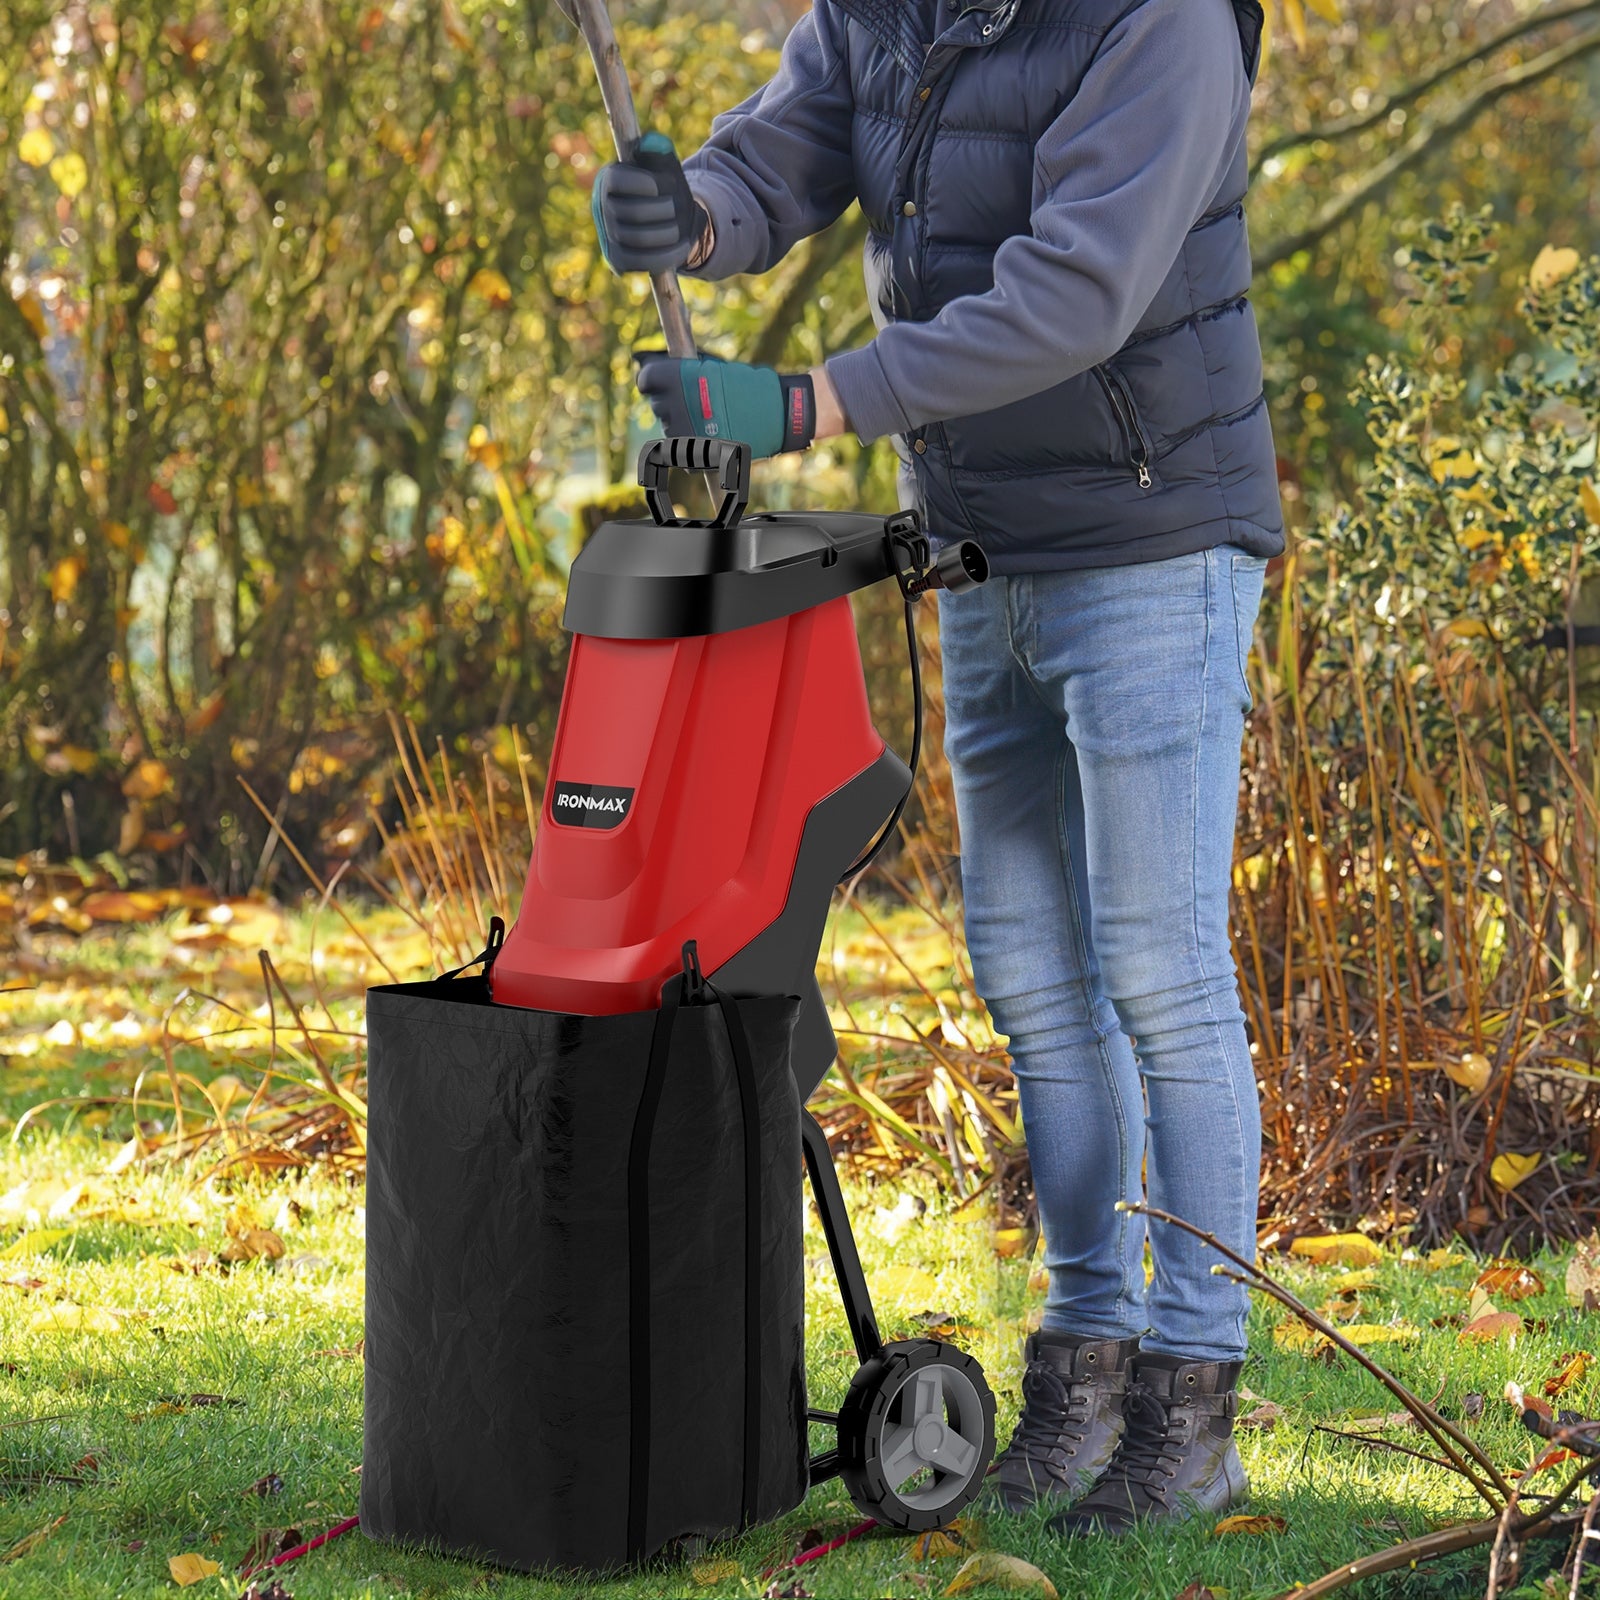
[434,915,505,983]
[640,438,751,530]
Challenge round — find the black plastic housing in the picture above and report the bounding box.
[562,509,903,640]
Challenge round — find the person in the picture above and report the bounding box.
[590,0,1284,1535]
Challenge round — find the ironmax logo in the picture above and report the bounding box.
[551,781,634,829]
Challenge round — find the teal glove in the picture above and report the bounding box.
[635,354,815,459]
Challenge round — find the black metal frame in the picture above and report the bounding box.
[800,1110,881,1486]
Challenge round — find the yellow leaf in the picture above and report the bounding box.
[167,1553,221,1587]
[1425,1248,1469,1271]
[944,1552,1059,1598]
[1336,1322,1420,1347]
[49,555,85,604]
[1490,1152,1540,1193]
[993,1227,1029,1259]
[14,290,48,339]
[466,423,503,470]
[1443,619,1491,642]
[18,127,55,167]
[1530,244,1581,292]
[103,519,133,548]
[121,758,172,800]
[29,1301,123,1334]
[1279,0,1307,49]
[1289,1233,1382,1268]
[1304,0,1341,18]
[49,151,87,198]
[467,267,513,307]
[1581,480,1600,528]
[872,1264,942,1307]
[1213,1513,1287,1536]
[1429,446,1480,486]
[690,1558,741,1585]
[0,1228,72,1259]
[1330,1268,1379,1293]
[1446,1052,1492,1092]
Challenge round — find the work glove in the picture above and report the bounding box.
[591,132,710,274]
[635,354,816,460]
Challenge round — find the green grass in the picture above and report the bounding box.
[3,918,1597,1598]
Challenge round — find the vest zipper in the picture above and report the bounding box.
[1095,366,1153,490]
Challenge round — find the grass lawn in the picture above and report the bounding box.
[2,908,1595,1599]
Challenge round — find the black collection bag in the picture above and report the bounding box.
[361,939,810,1573]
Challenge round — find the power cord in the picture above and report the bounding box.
[837,528,928,885]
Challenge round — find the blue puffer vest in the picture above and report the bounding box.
[838,0,1284,569]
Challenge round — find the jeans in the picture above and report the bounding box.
[937,545,1266,1362]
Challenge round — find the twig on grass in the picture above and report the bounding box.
[1121,1200,1513,1509]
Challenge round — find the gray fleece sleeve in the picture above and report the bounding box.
[681,3,858,282]
[826,0,1252,444]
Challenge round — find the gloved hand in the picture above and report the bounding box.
[591,132,710,274]
[635,354,816,459]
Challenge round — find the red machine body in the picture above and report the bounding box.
[490,597,883,1016]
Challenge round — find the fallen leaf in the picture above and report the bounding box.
[1238,1401,1283,1430]
[1566,1235,1600,1310]
[1213,1513,1287,1536]
[1524,1445,1580,1476]
[240,1583,294,1600]
[1173,1587,1220,1600]
[1544,1351,1591,1399]
[1475,1261,1545,1302]
[238,1526,300,1571]
[1490,1152,1540,1193]
[993,1227,1030,1259]
[0,1228,72,1259]
[1289,1233,1381,1268]
[1530,244,1582,292]
[28,1301,124,1334]
[1506,1380,1553,1424]
[1461,1306,1523,1343]
[872,1264,943,1306]
[168,1552,221,1586]
[248,1474,285,1498]
[1330,1268,1380,1294]
[1583,479,1600,528]
[1334,1323,1420,1347]
[944,1553,1058,1598]
[915,1520,974,1560]
[691,1557,741,1585]
[80,889,171,924]
[1445,1052,1491,1093]
[1462,1392,1486,1420]
[2,1514,66,1562]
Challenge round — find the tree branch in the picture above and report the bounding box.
[1251,0,1600,178]
[1255,24,1600,272]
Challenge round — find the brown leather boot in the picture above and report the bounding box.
[1048,1354,1248,1537]
[993,1333,1138,1511]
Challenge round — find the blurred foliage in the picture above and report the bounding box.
[2,0,1599,887]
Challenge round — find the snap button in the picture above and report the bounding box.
[913,439,927,454]
[982,23,993,34]
[902,200,917,217]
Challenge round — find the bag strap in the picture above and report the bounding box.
[431,915,505,983]
[624,939,766,1559]
[703,968,764,1531]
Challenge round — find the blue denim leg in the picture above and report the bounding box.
[938,546,1266,1362]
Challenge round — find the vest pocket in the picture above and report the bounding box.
[1092,365,1155,491]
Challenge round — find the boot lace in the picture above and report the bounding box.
[1094,1381,1193,1507]
[1000,1359,1096,1473]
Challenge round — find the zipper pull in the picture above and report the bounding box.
[1137,464,1152,490]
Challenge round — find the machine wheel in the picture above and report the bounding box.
[837,1340,996,1530]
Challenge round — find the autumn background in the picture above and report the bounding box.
[5,1,1600,1596]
